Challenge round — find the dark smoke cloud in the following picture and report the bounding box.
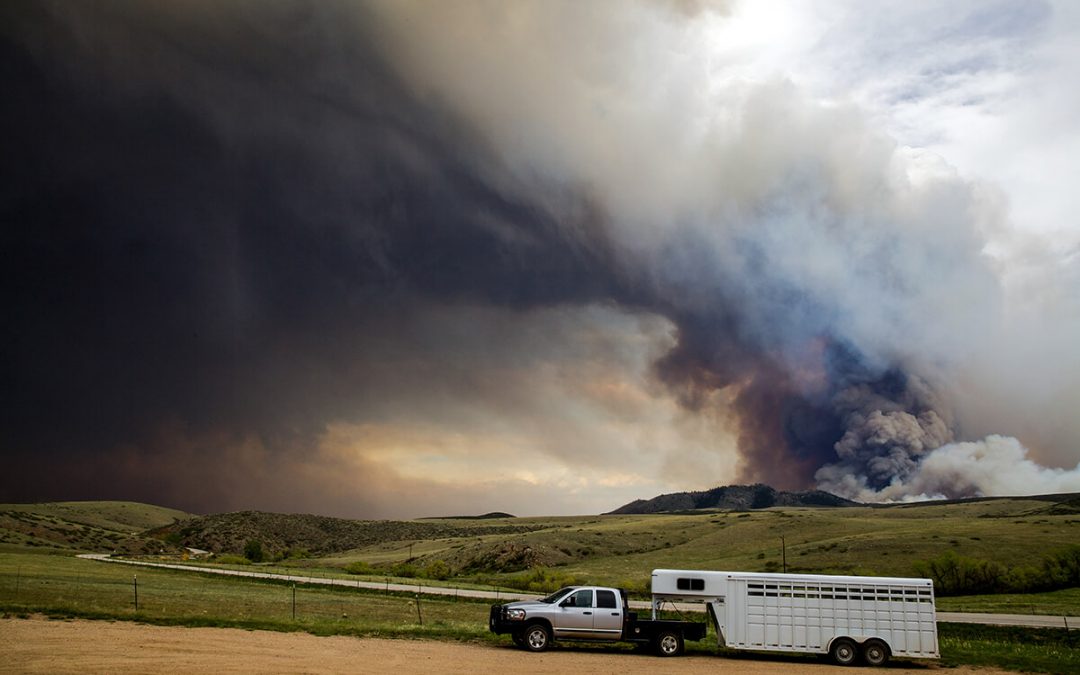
[2,0,1078,514]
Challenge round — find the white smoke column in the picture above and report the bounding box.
[832,435,1080,502]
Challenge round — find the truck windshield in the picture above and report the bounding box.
[539,587,575,603]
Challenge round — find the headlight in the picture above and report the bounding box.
[505,608,526,620]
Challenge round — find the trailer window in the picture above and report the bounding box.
[676,578,705,591]
[596,590,617,608]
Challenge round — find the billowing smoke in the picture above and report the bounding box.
[2,0,1078,512]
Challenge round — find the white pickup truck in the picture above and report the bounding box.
[489,585,707,656]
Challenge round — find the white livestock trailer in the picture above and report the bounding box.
[651,569,939,666]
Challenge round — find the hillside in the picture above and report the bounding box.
[607,483,857,514]
[150,511,542,558]
[0,501,189,554]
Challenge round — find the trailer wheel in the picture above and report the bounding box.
[829,637,858,666]
[862,639,890,667]
[654,630,684,657]
[523,623,551,652]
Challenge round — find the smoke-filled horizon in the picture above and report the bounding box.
[3,1,1079,517]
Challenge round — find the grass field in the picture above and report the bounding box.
[0,550,491,640]
[2,550,1077,673]
[2,497,1079,672]
[4,496,1079,612]
[326,499,1080,604]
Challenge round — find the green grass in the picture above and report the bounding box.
[324,500,1080,609]
[4,550,1080,672]
[938,588,1080,617]
[1,501,189,532]
[939,623,1080,673]
[0,550,492,641]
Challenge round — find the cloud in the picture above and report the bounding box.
[2,0,1079,515]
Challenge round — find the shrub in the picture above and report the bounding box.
[915,544,1080,595]
[243,540,264,563]
[1043,544,1080,588]
[345,561,377,576]
[424,560,451,580]
[502,566,584,593]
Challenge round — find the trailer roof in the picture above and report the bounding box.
[652,568,933,586]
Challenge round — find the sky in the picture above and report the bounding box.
[2,0,1079,518]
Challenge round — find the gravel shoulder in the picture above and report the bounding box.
[0,616,1013,674]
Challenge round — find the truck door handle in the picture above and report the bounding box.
[583,611,592,615]
[612,612,620,616]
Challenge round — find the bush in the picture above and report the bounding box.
[915,544,1080,596]
[345,561,377,575]
[215,554,251,565]
[243,540,264,563]
[1043,545,1080,588]
[502,566,584,593]
[424,560,451,580]
[391,562,418,578]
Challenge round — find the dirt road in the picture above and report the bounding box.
[0,616,1013,674]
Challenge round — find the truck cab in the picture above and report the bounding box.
[489,585,705,655]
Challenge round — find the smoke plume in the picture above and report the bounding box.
[2,0,1078,513]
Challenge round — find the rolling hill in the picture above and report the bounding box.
[607,483,857,514]
[0,501,189,554]
[148,510,542,558]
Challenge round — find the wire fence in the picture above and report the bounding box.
[0,558,491,630]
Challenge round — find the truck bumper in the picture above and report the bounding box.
[488,605,523,635]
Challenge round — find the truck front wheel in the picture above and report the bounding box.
[654,630,684,657]
[523,623,551,652]
[829,637,858,666]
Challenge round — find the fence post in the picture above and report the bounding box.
[292,583,296,620]
[133,575,138,611]
[415,593,423,626]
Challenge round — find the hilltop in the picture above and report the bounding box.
[607,483,857,514]
[149,510,539,558]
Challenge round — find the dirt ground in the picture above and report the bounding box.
[0,617,1012,674]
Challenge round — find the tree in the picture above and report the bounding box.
[244,539,264,563]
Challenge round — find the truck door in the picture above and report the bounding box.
[592,589,623,639]
[556,589,595,637]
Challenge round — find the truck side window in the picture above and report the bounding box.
[565,589,593,608]
[596,590,617,608]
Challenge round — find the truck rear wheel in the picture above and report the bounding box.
[862,639,890,667]
[523,623,551,652]
[654,630,684,657]
[829,637,858,666]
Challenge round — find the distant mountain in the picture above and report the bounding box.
[428,512,516,520]
[607,483,857,514]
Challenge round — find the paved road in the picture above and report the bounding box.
[77,554,1078,629]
